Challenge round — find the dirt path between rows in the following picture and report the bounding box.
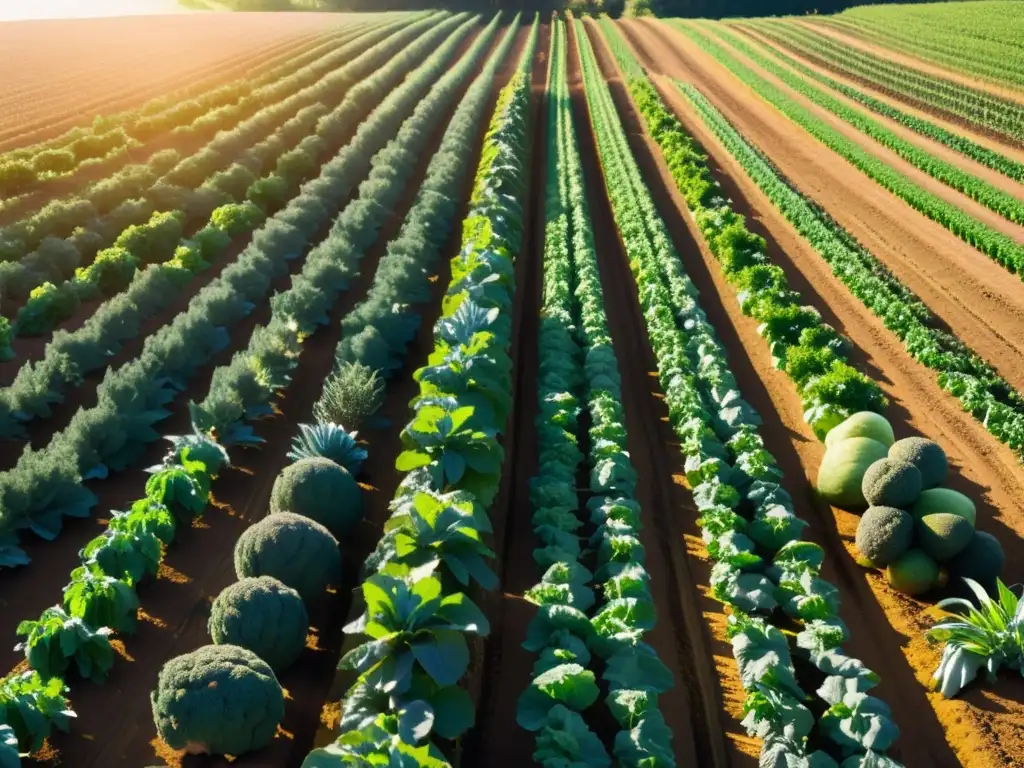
[628,19,1024,401]
[690,22,1024,242]
[796,19,1024,106]
[0,13,342,151]
[15,24,504,767]
[702,23,1024,202]
[613,17,1024,768]
[586,18,966,767]
[732,22,1024,160]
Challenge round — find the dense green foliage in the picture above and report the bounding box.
[589,19,901,764]
[234,513,342,602]
[209,577,309,672]
[151,644,285,756]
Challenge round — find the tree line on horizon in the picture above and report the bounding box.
[225,0,948,20]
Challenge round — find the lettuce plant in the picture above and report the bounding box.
[15,607,114,683]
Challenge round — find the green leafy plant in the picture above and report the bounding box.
[314,362,385,429]
[15,606,115,683]
[80,527,161,586]
[288,423,367,474]
[339,563,489,694]
[62,563,139,634]
[144,454,211,521]
[0,671,75,752]
[927,578,1024,698]
[301,713,448,768]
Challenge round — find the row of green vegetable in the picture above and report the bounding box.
[696,21,1024,225]
[303,21,538,765]
[516,18,675,767]
[0,14,423,346]
[0,20,380,200]
[725,23,1024,184]
[587,19,902,765]
[670,21,1024,281]
[599,17,1010,698]
[742,19,1024,145]
[0,13,512,763]
[0,13,478,568]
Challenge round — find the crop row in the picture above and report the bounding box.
[837,1,1024,50]
[0,15,418,322]
[0,23,373,199]
[746,19,1024,145]
[0,15,458,441]
[589,19,902,765]
[304,22,537,765]
[0,13,510,761]
[728,23,1024,183]
[817,15,1024,89]
[0,13,480,569]
[515,19,675,767]
[673,22,1024,281]
[698,22,1024,225]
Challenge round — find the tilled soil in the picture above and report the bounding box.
[11,24,508,767]
[614,16,1024,768]
[0,13,345,151]
[795,19,1024,106]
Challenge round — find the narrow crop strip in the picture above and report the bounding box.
[301,19,538,765]
[671,21,1024,281]
[0,13,479,568]
[585,19,902,766]
[696,22,1024,225]
[727,23,1024,183]
[517,19,675,767]
[743,19,1024,145]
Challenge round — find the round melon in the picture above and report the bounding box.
[888,437,947,489]
[861,458,922,508]
[855,506,914,567]
[916,513,974,563]
[948,530,1004,592]
[911,488,976,527]
[816,437,889,508]
[886,548,939,596]
[825,411,895,450]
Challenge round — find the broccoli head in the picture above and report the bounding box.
[209,576,309,672]
[270,457,363,538]
[888,437,947,489]
[861,458,922,508]
[151,644,284,756]
[234,512,341,602]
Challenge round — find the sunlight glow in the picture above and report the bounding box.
[0,0,189,22]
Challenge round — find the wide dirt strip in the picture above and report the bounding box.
[25,23,509,768]
[612,17,1024,768]
[796,19,1024,107]
[703,24,1024,202]
[0,13,345,150]
[733,24,1024,167]
[626,19,1024,401]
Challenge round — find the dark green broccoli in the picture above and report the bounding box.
[855,506,914,567]
[861,458,922,508]
[270,457,363,537]
[234,512,341,602]
[888,437,948,489]
[209,577,309,672]
[150,644,284,756]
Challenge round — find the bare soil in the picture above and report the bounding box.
[0,13,346,151]
[796,19,1024,106]
[706,24,1024,203]
[616,16,1024,768]
[4,24,503,768]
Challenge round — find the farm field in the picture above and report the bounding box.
[1,5,1024,768]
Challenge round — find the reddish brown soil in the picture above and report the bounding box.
[0,26,499,768]
[614,16,1024,768]
[796,19,1024,106]
[736,21,1024,157]
[0,13,347,151]
[704,24,1024,203]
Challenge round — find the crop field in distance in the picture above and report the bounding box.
[0,3,1022,767]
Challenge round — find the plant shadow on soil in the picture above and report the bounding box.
[586,18,964,767]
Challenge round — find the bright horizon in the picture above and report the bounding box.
[0,0,191,21]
